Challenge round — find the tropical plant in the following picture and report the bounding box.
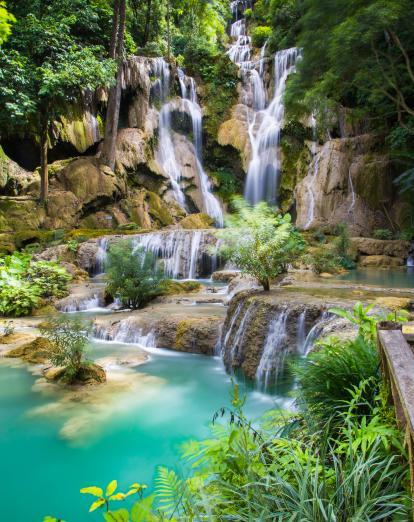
[0,1,14,45]
[40,317,92,383]
[80,480,147,513]
[105,240,165,309]
[27,261,72,298]
[216,197,305,291]
[251,25,272,47]
[0,275,41,316]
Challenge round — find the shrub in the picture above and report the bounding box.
[27,261,72,298]
[0,275,41,316]
[373,228,393,240]
[216,197,305,290]
[40,317,92,383]
[303,247,341,274]
[251,25,272,47]
[333,223,356,269]
[105,240,165,309]
[399,228,414,240]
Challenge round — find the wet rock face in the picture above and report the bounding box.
[219,291,325,379]
[350,238,411,259]
[295,135,392,236]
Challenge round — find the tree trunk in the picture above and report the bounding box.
[143,0,152,45]
[109,0,120,58]
[100,0,126,171]
[261,278,270,292]
[40,121,49,203]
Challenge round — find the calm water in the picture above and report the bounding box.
[0,338,292,522]
[336,267,414,289]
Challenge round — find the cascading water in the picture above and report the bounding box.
[256,309,289,390]
[94,318,156,347]
[95,237,109,274]
[244,48,300,205]
[178,70,223,226]
[228,1,299,205]
[296,311,306,353]
[59,294,102,313]
[153,59,187,208]
[304,115,321,229]
[303,311,331,355]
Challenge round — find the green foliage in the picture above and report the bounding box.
[251,25,272,47]
[0,1,15,45]
[373,228,394,240]
[105,240,165,310]
[27,260,71,298]
[40,316,92,383]
[333,223,356,269]
[216,197,305,290]
[211,167,240,201]
[80,480,147,513]
[0,252,71,316]
[303,247,342,274]
[2,320,15,336]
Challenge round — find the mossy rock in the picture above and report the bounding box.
[147,191,174,226]
[0,332,33,345]
[44,362,106,386]
[179,213,214,229]
[0,233,16,254]
[0,199,46,232]
[5,337,54,364]
[160,280,202,296]
[32,305,59,317]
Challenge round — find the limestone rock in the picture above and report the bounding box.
[44,363,106,386]
[76,240,100,273]
[212,270,241,283]
[350,237,410,259]
[359,255,405,267]
[218,104,253,170]
[295,135,391,235]
[0,197,46,231]
[179,213,214,229]
[0,147,40,195]
[56,158,125,206]
[115,128,149,176]
[5,337,54,364]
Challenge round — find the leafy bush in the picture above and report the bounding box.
[0,252,71,316]
[0,276,41,316]
[216,197,305,290]
[303,247,341,274]
[105,240,165,309]
[399,228,414,241]
[40,317,92,383]
[27,261,71,298]
[251,25,272,47]
[333,223,356,269]
[373,228,393,240]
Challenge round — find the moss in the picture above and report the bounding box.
[32,305,59,317]
[354,155,391,210]
[0,199,46,232]
[5,337,54,364]
[175,320,191,349]
[146,191,173,226]
[160,280,202,296]
[0,233,15,254]
[179,213,213,229]
[279,137,308,212]
[44,362,106,385]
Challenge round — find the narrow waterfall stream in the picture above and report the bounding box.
[228,2,300,205]
[304,115,320,229]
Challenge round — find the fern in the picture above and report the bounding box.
[154,466,184,518]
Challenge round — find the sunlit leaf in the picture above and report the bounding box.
[80,486,103,497]
[106,480,118,497]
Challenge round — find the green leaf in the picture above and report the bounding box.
[80,486,103,497]
[130,496,155,522]
[89,498,106,512]
[103,508,129,522]
[106,480,118,497]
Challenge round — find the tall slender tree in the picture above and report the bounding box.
[100,0,126,171]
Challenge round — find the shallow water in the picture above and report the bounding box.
[0,338,293,521]
[336,267,414,289]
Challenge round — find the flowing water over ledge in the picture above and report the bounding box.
[0,330,292,522]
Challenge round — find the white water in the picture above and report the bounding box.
[296,311,306,354]
[347,166,356,214]
[95,237,109,274]
[304,115,321,229]
[178,70,223,226]
[60,294,102,313]
[228,2,299,205]
[256,309,289,390]
[303,311,331,355]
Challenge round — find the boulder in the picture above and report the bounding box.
[0,197,46,231]
[44,363,106,385]
[5,337,54,364]
[212,270,240,283]
[0,147,40,195]
[350,237,411,259]
[359,255,405,267]
[218,104,253,170]
[115,128,149,176]
[179,213,214,229]
[295,135,391,235]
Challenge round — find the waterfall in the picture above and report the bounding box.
[303,311,331,355]
[94,318,156,347]
[228,0,299,205]
[95,237,109,274]
[59,294,102,313]
[178,70,223,226]
[347,166,356,214]
[244,48,300,205]
[296,311,306,353]
[256,309,289,390]
[130,230,217,279]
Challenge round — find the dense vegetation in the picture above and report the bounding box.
[0,252,71,316]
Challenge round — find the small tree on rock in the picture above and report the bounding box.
[216,197,305,291]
